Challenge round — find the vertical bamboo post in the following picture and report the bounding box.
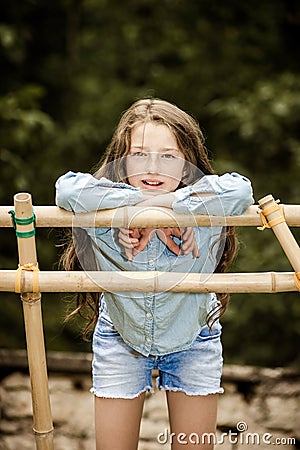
[14,193,54,450]
[258,195,300,275]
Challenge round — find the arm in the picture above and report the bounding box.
[134,173,254,216]
[55,171,143,212]
[172,172,254,216]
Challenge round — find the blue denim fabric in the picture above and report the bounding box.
[91,298,224,398]
[56,171,254,356]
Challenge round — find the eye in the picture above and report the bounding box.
[131,151,148,157]
[161,153,176,159]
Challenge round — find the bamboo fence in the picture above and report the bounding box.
[1,192,300,450]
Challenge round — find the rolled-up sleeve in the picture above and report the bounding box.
[55,171,143,212]
[172,172,254,216]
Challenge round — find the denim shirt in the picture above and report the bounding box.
[55,171,254,356]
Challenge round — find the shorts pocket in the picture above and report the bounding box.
[196,323,222,342]
[94,315,120,338]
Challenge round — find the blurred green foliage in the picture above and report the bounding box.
[0,0,300,367]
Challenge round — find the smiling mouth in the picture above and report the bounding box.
[142,179,163,187]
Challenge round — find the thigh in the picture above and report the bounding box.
[166,391,218,450]
[95,394,146,450]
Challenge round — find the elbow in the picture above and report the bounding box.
[55,180,73,211]
[233,180,254,215]
[218,173,254,216]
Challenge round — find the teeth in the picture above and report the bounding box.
[143,180,161,185]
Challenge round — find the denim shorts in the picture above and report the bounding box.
[91,309,224,399]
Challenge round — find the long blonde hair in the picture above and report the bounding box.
[60,98,237,338]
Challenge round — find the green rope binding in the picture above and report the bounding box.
[8,210,36,238]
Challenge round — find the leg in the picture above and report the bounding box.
[166,391,218,450]
[95,393,146,450]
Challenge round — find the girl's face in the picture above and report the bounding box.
[126,122,185,193]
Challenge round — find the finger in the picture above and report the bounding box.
[121,227,141,241]
[119,227,134,238]
[118,228,153,260]
[133,228,155,255]
[156,228,168,244]
[118,230,139,248]
[158,228,181,239]
[121,228,142,261]
[164,236,181,256]
[181,227,200,257]
[192,243,200,258]
[180,227,191,240]
[119,228,131,241]
[129,228,141,239]
[181,229,194,252]
[125,248,134,261]
[120,227,141,239]
[170,227,182,238]
[156,230,181,256]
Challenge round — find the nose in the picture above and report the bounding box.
[145,152,159,173]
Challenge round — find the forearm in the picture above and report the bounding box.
[173,173,254,216]
[137,192,176,209]
[55,171,143,212]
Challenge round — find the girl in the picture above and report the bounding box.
[55,98,254,450]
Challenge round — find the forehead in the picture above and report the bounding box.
[130,122,178,149]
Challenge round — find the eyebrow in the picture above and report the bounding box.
[130,146,180,152]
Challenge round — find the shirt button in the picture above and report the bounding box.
[146,337,152,343]
[149,259,155,267]
[146,312,152,319]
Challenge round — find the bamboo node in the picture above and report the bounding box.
[271,272,276,292]
[257,200,285,231]
[33,426,54,436]
[294,272,300,292]
[15,263,40,294]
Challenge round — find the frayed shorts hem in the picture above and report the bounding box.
[158,384,224,396]
[90,385,155,399]
[90,384,224,399]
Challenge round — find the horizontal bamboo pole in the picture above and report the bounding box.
[1,203,300,228]
[0,270,298,293]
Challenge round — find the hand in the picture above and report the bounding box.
[117,227,199,261]
[118,227,160,261]
[117,227,142,262]
[166,227,200,258]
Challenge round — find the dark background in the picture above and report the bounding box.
[0,0,300,367]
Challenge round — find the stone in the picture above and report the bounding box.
[264,396,298,431]
[0,433,35,450]
[1,390,32,419]
[1,373,30,391]
[1,358,300,450]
